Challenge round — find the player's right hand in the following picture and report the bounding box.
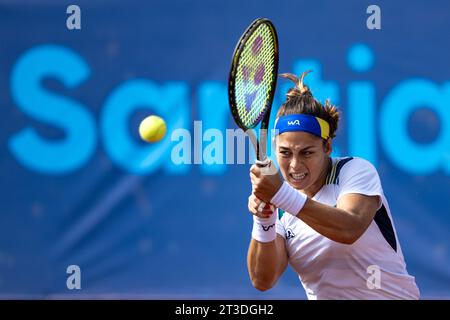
[248,193,275,219]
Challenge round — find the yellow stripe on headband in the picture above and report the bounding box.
[315,117,330,140]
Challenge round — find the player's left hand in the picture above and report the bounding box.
[250,160,283,203]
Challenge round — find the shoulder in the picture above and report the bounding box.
[339,157,378,174]
[326,156,378,185]
[334,156,384,198]
[328,156,381,186]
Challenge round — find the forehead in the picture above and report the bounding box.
[276,131,322,149]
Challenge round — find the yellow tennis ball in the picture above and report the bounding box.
[139,115,167,143]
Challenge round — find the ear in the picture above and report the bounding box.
[323,138,332,156]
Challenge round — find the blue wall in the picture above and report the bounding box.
[0,0,449,298]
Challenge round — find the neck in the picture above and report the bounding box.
[301,157,332,198]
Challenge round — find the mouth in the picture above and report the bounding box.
[289,172,308,182]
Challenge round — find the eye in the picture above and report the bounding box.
[303,151,314,157]
[279,150,291,157]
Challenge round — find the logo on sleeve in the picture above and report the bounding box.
[286,228,295,239]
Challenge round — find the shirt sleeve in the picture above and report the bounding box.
[337,157,384,209]
[276,209,286,239]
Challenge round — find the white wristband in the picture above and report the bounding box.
[270,181,307,216]
[251,213,277,243]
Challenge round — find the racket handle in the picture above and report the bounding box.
[255,158,271,167]
[255,158,272,212]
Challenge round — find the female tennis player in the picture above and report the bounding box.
[247,71,420,299]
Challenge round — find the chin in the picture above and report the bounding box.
[287,178,309,190]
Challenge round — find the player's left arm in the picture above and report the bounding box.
[250,160,381,245]
[297,193,380,244]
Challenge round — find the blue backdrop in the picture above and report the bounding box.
[0,0,449,299]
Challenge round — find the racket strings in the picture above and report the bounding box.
[234,23,277,128]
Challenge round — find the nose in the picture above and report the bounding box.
[289,155,305,172]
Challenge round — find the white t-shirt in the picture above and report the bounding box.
[276,157,420,300]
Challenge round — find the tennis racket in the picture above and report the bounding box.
[228,18,279,212]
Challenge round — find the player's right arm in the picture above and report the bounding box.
[247,193,288,291]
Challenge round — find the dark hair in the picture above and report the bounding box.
[276,70,340,139]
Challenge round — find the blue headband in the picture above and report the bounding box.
[274,114,330,140]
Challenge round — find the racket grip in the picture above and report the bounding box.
[255,158,271,167]
[255,158,272,212]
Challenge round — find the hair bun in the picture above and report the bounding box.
[276,69,340,139]
[280,70,313,98]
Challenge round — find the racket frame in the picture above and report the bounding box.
[227,18,279,162]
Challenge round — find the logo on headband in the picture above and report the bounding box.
[287,120,301,126]
[275,114,330,140]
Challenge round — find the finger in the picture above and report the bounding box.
[248,195,259,208]
[251,209,272,219]
[249,195,265,214]
[249,171,258,182]
[251,183,261,194]
[260,161,277,176]
[257,202,274,215]
[248,203,258,215]
[250,206,270,217]
[253,191,266,203]
[256,201,266,213]
[249,195,272,217]
[259,208,273,215]
[250,164,260,177]
[250,192,263,203]
[262,203,274,212]
[252,196,262,207]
